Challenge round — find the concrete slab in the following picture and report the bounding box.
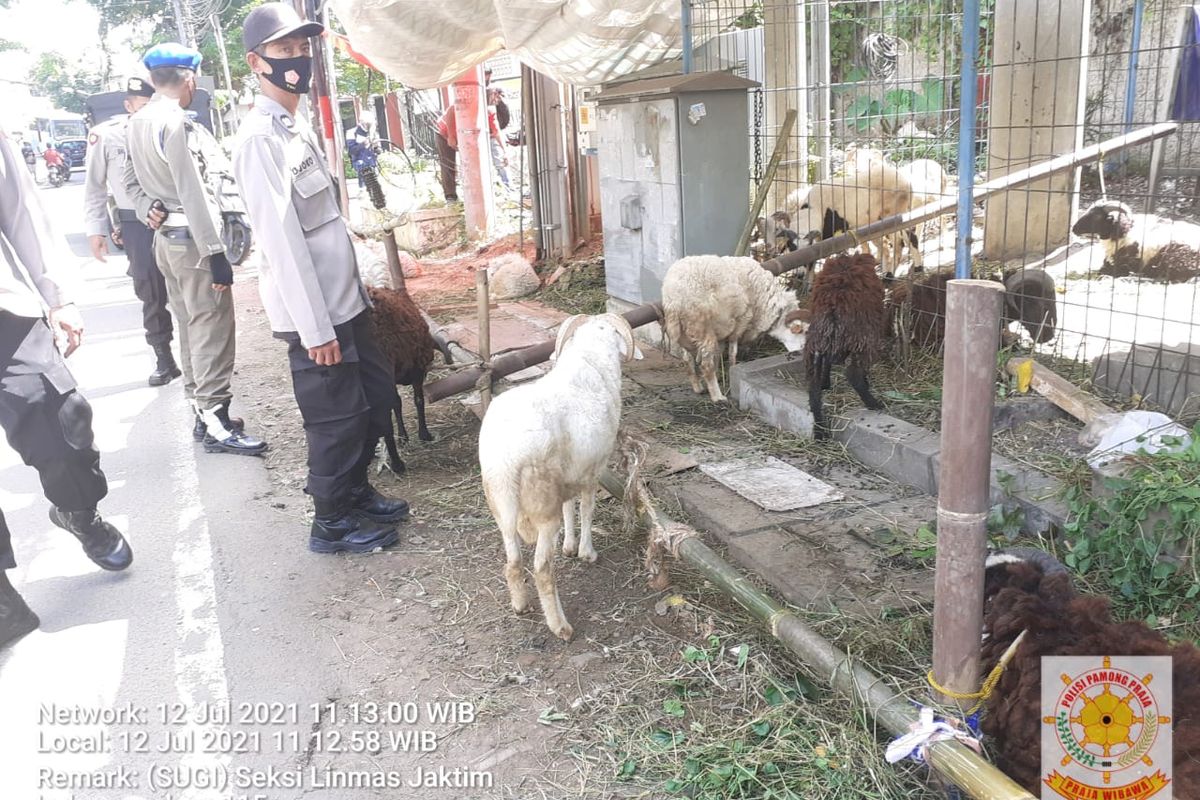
[699,456,843,511]
[729,354,814,437]
[442,301,568,355]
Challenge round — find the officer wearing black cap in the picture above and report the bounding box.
[0,126,134,651]
[122,43,267,456]
[233,2,409,554]
[83,76,180,387]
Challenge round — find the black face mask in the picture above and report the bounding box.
[259,54,313,94]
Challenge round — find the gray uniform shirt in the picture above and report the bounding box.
[123,94,225,257]
[0,131,77,318]
[232,95,367,348]
[83,115,135,237]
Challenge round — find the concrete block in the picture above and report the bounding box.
[928,451,1069,536]
[670,479,785,539]
[1092,342,1200,419]
[729,354,814,438]
[835,411,941,495]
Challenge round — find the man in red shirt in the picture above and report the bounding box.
[434,105,458,202]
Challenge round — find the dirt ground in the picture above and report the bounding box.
[228,251,946,799]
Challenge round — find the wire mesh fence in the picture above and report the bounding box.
[688,0,1200,421]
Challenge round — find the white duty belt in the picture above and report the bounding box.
[163,212,190,228]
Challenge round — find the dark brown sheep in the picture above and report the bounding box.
[981,550,1200,795]
[367,286,452,474]
[885,268,1058,349]
[803,252,886,439]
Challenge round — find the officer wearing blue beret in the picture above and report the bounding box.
[122,43,267,455]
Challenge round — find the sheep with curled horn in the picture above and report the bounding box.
[477,313,641,641]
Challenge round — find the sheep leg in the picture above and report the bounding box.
[808,353,829,441]
[907,228,924,269]
[683,349,704,394]
[382,425,406,475]
[700,338,727,403]
[561,499,578,557]
[576,488,598,563]
[821,354,833,390]
[533,521,572,641]
[413,379,433,442]
[846,361,883,410]
[727,339,739,370]
[394,395,410,444]
[493,501,531,614]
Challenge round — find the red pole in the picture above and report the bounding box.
[453,66,493,239]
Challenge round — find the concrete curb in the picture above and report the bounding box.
[730,354,1070,535]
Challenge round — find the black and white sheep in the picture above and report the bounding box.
[660,256,810,403]
[1072,199,1200,283]
[804,253,887,440]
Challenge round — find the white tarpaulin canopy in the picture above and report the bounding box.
[329,0,697,88]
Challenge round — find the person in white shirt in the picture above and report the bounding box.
[233,3,409,555]
[0,127,134,651]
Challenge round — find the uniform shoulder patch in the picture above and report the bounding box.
[88,132,100,146]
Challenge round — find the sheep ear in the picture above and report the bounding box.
[554,315,589,359]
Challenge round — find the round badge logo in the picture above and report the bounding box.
[285,70,300,86]
[1042,656,1172,799]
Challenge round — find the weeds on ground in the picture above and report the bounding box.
[1060,424,1200,637]
[538,259,608,316]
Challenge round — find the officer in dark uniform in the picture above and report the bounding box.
[0,128,133,651]
[233,3,408,554]
[83,76,180,386]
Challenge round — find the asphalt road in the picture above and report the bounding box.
[0,175,361,800]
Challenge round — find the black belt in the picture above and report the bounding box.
[161,227,192,240]
[116,208,139,223]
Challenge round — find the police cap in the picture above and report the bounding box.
[143,42,203,72]
[242,3,324,53]
[126,76,155,98]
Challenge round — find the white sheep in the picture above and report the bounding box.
[477,313,639,641]
[788,156,919,272]
[1072,199,1200,282]
[899,158,953,242]
[661,256,809,403]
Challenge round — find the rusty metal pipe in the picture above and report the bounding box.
[760,122,1178,276]
[425,123,1175,406]
[932,280,1005,710]
[425,304,662,403]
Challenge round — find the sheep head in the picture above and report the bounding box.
[1072,200,1135,241]
[553,313,641,363]
[768,306,810,354]
[1002,269,1057,344]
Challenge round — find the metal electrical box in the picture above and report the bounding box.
[594,72,756,305]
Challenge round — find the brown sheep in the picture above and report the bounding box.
[366,286,452,474]
[981,549,1200,795]
[803,252,886,439]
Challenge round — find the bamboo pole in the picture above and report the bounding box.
[595,468,1035,800]
[476,268,492,413]
[734,109,798,257]
[383,233,407,291]
[424,123,1176,406]
[932,280,1005,710]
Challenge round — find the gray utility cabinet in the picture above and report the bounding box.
[594,72,756,305]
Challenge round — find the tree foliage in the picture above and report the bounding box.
[27,52,103,114]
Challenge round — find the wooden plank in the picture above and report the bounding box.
[1005,357,1114,424]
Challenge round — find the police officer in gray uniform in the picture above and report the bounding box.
[83,76,180,387]
[233,3,408,554]
[0,126,134,651]
[123,43,266,456]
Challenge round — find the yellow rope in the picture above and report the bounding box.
[926,630,1028,714]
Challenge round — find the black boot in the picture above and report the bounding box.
[0,571,38,650]
[310,498,399,554]
[192,408,244,441]
[349,483,411,524]
[148,343,182,387]
[199,404,267,456]
[48,507,133,571]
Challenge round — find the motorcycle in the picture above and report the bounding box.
[213,172,253,265]
[44,150,70,188]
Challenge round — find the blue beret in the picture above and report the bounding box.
[143,42,202,72]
